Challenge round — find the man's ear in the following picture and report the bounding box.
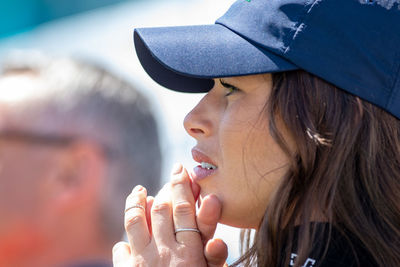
[45,140,107,209]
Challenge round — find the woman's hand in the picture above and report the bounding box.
[112,164,228,267]
[193,183,229,267]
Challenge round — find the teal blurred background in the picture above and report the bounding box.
[0,0,132,38]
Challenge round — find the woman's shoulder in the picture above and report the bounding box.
[288,223,378,267]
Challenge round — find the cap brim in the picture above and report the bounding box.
[134,24,298,93]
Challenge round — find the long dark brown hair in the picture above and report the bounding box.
[233,70,400,266]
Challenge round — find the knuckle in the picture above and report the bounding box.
[170,174,186,186]
[124,213,145,231]
[197,216,216,228]
[157,246,172,261]
[152,202,171,214]
[132,256,146,267]
[174,201,195,217]
[175,244,187,256]
[176,245,203,264]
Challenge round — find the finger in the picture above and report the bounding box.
[197,194,222,244]
[146,196,154,235]
[112,241,131,267]
[189,169,201,202]
[171,163,201,245]
[124,185,150,255]
[151,183,175,247]
[204,239,228,267]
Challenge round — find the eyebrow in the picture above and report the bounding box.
[0,130,74,145]
[221,77,239,83]
[0,130,118,158]
[219,78,240,87]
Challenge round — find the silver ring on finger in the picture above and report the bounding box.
[124,204,145,213]
[174,227,201,234]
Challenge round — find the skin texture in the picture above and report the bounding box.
[184,74,290,229]
[113,74,291,266]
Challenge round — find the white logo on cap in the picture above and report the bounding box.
[359,0,400,10]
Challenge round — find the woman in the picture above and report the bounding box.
[113,0,400,266]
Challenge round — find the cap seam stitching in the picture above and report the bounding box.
[284,0,322,54]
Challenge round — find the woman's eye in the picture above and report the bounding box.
[219,79,240,96]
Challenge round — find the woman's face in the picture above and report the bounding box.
[184,74,291,229]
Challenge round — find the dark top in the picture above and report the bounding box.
[285,224,377,267]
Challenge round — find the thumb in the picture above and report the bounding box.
[204,238,228,267]
[197,194,222,244]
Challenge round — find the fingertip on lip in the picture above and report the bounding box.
[191,175,201,188]
[190,176,201,194]
[188,169,199,183]
[188,169,195,180]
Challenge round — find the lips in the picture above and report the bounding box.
[191,148,218,181]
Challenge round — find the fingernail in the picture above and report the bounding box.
[171,163,183,175]
[132,185,144,193]
[112,242,124,254]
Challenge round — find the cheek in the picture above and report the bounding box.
[0,160,45,220]
[219,106,259,162]
[219,125,288,227]
[249,130,289,171]
[245,131,289,216]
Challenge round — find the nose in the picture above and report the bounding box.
[184,94,213,139]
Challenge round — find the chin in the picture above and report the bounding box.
[198,191,260,229]
[219,218,258,229]
[218,209,260,229]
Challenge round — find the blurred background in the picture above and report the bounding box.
[0,0,240,264]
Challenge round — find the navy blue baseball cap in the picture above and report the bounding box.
[134,0,400,119]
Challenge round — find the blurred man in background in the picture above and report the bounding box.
[0,53,162,267]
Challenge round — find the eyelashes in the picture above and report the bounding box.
[219,79,240,96]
